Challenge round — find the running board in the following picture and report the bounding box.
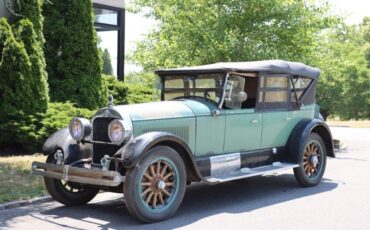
[204,162,299,184]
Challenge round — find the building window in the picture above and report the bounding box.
[94,8,118,25]
[93,3,125,80]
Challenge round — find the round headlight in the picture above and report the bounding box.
[108,119,132,145]
[69,117,92,141]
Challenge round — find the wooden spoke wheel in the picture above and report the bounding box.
[140,160,176,209]
[124,146,186,223]
[294,133,327,187]
[302,142,322,178]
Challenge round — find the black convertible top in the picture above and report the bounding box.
[156,60,320,79]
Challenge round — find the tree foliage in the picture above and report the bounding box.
[0,19,33,122]
[315,18,370,120]
[102,48,114,75]
[16,0,45,42]
[0,102,95,152]
[13,19,49,114]
[130,0,334,71]
[0,0,49,120]
[43,0,104,109]
[130,0,369,120]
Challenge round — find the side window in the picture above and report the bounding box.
[290,76,312,103]
[258,74,289,110]
[265,77,288,103]
[224,75,246,109]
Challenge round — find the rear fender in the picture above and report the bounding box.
[287,119,335,163]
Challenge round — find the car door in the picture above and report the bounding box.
[223,75,262,152]
[224,109,262,152]
[258,74,291,148]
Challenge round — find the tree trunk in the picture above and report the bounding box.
[320,109,330,121]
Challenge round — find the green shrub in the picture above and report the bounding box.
[101,74,155,105]
[126,83,155,104]
[102,74,128,105]
[0,22,34,122]
[15,0,45,42]
[43,0,104,109]
[13,19,49,114]
[0,102,95,153]
[0,18,13,55]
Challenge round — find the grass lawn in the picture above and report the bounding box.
[0,154,47,204]
[326,120,370,128]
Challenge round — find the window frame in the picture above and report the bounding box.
[160,73,226,104]
[256,73,291,111]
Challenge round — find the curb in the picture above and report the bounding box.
[0,196,53,211]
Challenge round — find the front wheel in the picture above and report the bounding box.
[44,154,99,206]
[124,146,186,223]
[294,133,327,187]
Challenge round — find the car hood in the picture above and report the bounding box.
[106,100,217,122]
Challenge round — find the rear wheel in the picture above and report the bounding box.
[124,146,186,223]
[294,133,327,187]
[44,154,99,206]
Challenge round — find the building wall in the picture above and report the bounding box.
[93,0,124,8]
[0,0,11,18]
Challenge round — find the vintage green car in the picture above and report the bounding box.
[32,60,334,222]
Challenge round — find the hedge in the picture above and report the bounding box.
[0,102,95,153]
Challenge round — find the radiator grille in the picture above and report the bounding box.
[92,117,120,163]
[141,127,189,143]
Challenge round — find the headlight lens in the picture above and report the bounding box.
[69,117,92,141]
[108,119,132,145]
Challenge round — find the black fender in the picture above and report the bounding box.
[116,132,202,182]
[287,119,335,164]
[42,128,92,164]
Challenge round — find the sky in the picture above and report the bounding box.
[99,0,370,75]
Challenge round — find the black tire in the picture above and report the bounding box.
[44,154,99,206]
[124,146,187,223]
[294,133,327,187]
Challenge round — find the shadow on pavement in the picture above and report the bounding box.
[1,174,338,229]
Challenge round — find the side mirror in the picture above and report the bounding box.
[211,109,220,116]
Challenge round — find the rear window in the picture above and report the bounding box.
[290,76,312,102]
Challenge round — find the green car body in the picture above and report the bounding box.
[32,60,334,222]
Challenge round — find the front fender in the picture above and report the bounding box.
[116,132,191,167]
[42,128,92,164]
[115,132,202,182]
[287,119,335,164]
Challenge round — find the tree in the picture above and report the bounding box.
[315,19,370,120]
[129,0,334,72]
[43,0,105,109]
[102,48,114,75]
[16,0,45,42]
[0,1,50,149]
[12,19,49,113]
[0,19,33,121]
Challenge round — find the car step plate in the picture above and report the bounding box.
[205,162,299,183]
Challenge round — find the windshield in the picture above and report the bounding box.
[162,73,225,104]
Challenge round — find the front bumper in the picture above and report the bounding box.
[32,162,123,187]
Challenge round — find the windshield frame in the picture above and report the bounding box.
[159,72,228,107]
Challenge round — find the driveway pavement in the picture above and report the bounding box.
[0,127,369,230]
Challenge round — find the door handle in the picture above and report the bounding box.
[251,119,258,124]
[286,117,292,121]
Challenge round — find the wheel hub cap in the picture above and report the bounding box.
[310,155,319,167]
[157,180,166,190]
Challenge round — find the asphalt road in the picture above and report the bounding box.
[1,127,370,230]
